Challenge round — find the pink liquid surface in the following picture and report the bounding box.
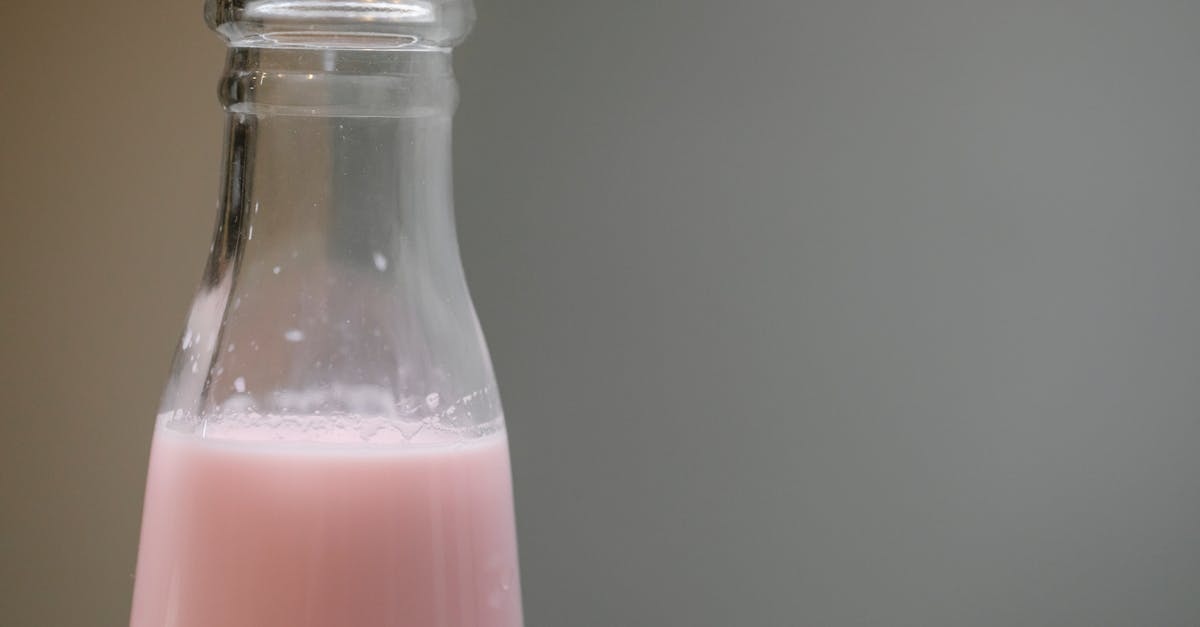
[129,424,522,627]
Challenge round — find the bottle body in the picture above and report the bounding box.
[130,8,522,624]
[131,428,520,627]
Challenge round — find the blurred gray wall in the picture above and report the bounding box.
[3,1,1199,626]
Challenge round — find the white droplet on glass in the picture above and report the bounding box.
[233,377,246,393]
[284,329,305,342]
[272,266,281,275]
[373,252,388,271]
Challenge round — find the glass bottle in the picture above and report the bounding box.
[129,2,523,626]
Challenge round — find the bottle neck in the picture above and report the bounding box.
[206,47,462,289]
[220,48,458,116]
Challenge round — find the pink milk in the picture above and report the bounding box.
[129,424,522,627]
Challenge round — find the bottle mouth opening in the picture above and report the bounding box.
[207,0,474,49]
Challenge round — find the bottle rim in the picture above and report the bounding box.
[205,0,475,49]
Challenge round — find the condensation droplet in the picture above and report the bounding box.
[372,252,388,271]
[425,393,440,410]
[234,377,246,393]
[284,329,305,342]
[272,266,281,275]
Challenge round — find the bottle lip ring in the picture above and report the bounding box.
[241,1,436,22]
[206,0,475,49]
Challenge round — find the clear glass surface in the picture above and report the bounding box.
[160,47,502,440]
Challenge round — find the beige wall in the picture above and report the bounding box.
[1,4,225,624]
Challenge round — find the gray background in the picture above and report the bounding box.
[2,1,1199,625]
